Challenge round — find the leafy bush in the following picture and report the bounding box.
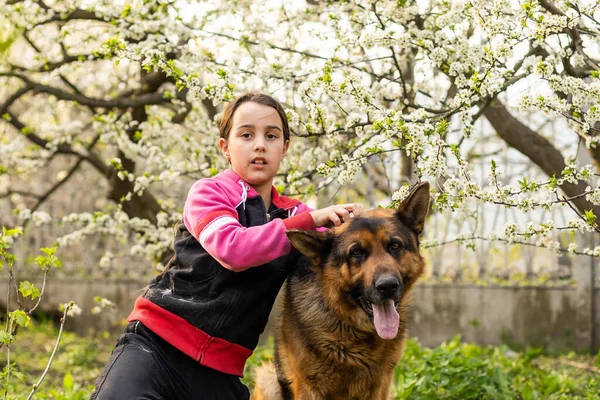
[392,337,599,399]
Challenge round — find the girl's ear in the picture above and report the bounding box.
[282,139,290,157]
[218,138,230,160]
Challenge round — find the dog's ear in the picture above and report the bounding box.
[287,230,330,261]
[395,181,430,236]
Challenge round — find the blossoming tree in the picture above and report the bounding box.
[2,0,600,273]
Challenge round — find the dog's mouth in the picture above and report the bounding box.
[357,297,400,340]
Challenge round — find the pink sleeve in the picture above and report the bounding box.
[183,179,316,272]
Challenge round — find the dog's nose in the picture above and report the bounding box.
[375,275,400,298]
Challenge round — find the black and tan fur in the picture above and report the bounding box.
[252,182,430,400]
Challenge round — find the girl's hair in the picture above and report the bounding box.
[219,93,290,142]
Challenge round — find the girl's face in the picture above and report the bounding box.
[219,101,289,191]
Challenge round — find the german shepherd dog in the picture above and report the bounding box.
[252,182,430,400]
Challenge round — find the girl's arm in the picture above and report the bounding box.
[183,179,316,272]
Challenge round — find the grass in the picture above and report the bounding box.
[2,321,599,399]
[3,320,113,399]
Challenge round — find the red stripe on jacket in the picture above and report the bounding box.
[128,296,252,377]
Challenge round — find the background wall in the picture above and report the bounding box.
[3,257,596,352]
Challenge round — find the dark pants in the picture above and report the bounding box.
[91,321,250,400]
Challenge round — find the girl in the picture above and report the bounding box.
[91,93,362,399]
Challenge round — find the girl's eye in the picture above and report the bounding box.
[267,134,278,139]
[389,242,402,252]
[241,132,252,138]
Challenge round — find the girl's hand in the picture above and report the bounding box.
[310,203,363,228]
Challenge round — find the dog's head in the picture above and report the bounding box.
[287,181,430,340]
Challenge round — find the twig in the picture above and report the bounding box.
[4,321,11,400]
[26,303,72,400]
[3,271,12,399]
[1,270,13,350]
[26,269,48,316]
[423,235,593,257]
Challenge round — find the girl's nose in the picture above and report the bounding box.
[254,137,266,151]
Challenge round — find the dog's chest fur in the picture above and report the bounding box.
[303,335,400,397]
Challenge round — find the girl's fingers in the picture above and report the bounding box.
[336,208,351,223]
[349,203,363,217]
[329,211,342,226]
[312,204,365,228]
[339,203,363,219]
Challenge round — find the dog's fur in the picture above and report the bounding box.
[252,182,430,400]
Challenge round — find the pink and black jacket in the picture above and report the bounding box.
[128,169,316,377]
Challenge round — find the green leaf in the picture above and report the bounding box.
[2,382,15,392]
[11,370,25,380]
[435,118,449,136]
[40,247,56,256]
[121,4,131,17]
[584,210,597,226]
[518,177,528,190]
[0,330,15,346]
[19,281,41,300]
[548,174,557,189]
[3,227,22,237]
[63,373,75,391]
[9,310,30,327]
[34,245,62,269]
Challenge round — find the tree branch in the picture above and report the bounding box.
[0,72,168,109]
[484,99,600,218]
[6,111,98,163]
[32,8,105,26]
[28,157,86,216]
[539,0,599,72]
[0,86,32,116]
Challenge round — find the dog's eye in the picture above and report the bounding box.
[389,241,403,252]
[349,247,365,258]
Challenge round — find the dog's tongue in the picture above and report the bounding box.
[372,299,399,340]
